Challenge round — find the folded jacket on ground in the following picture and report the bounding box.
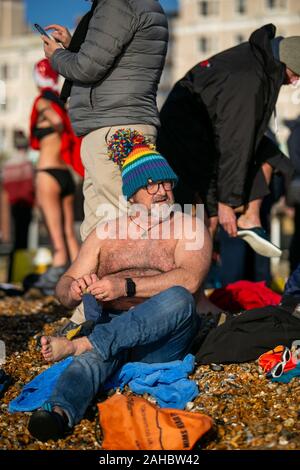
[209,280,281,312]
[104,354,198,409]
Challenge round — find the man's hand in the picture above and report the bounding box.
[218,202,237,237]
[45,24,72,48]
[69,274,99,302]
[87,277,126,302]
[42,35,63,59]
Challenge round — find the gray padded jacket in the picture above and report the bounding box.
[51,0,168,136]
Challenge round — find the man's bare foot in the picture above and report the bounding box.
[237,214,262,230]
[41,336,93,362]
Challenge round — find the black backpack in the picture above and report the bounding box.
[194,296,300,364]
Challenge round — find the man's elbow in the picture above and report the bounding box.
[71,61,106,84]
[186,277,201,295]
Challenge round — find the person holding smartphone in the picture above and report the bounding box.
[39,0,169,326]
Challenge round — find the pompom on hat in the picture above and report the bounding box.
[107,129,178,198]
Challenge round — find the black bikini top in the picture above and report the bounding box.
[32,126,56,141]
[33,90,65,141]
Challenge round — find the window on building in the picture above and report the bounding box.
[235,0,247,14]
[0,79,5,108]
[198,37,219,54]
[266,0,287,10]
[198,1,220,16]
[0,97,11,112]
[8,64,19,80]
[199,37,208,53]
[0,64,8,80]
[235,34,246,44]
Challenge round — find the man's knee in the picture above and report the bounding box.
[162,286,195,312]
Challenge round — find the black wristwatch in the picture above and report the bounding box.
[125,278,136,297]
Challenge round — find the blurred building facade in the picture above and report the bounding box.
[0,0,300,154]
[0,0,42,154]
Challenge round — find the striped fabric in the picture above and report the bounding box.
[121,144,178,198]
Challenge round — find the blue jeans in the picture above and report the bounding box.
[46,286,200,426]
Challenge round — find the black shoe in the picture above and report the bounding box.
[28,409,69,442]
[0,370,12,399]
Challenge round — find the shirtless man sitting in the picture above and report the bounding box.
[28,131,211,442]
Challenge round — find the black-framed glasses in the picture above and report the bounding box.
[145,180,175,195]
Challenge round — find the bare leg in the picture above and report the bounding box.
[62,194,80,262]
[36,172,68,267]
[237,198,263,229]
[237,163,273,230]
[0,188,10,243]
[40,335,92,362]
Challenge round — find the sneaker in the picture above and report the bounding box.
[55,319,95,340]
[0,370,12,399]
[55,320,80,337]
[237,227,282,258]
[33,265,68,295]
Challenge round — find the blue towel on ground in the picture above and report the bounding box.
[271,362,300,384]
[104,354,198,409]
[8,357,73,413]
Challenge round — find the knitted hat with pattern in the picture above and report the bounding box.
[107,129,178,198]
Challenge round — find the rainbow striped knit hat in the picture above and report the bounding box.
[107,129,178,198]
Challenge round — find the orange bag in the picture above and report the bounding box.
[98,394,213,450]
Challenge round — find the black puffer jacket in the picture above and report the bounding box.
[158,24,290,208]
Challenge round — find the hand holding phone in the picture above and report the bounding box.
[44,24,72,48]
[34,23,51,40]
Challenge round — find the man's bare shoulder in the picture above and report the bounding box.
[84,226,103,248]
[173,209,205,233]
[171,209,208,253]
[95,216,127,242]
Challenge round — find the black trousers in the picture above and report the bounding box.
[174,151,293,218]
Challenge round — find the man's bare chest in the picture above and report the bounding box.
[99,239,177,275]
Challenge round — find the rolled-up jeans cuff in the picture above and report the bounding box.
[46,400,75,428]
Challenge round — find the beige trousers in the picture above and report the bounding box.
[70,124,157,325]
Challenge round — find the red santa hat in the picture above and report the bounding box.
[33,58,59,91]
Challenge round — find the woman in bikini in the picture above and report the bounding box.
[29,58,80,293]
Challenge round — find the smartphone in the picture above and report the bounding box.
[34,23,51,39]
